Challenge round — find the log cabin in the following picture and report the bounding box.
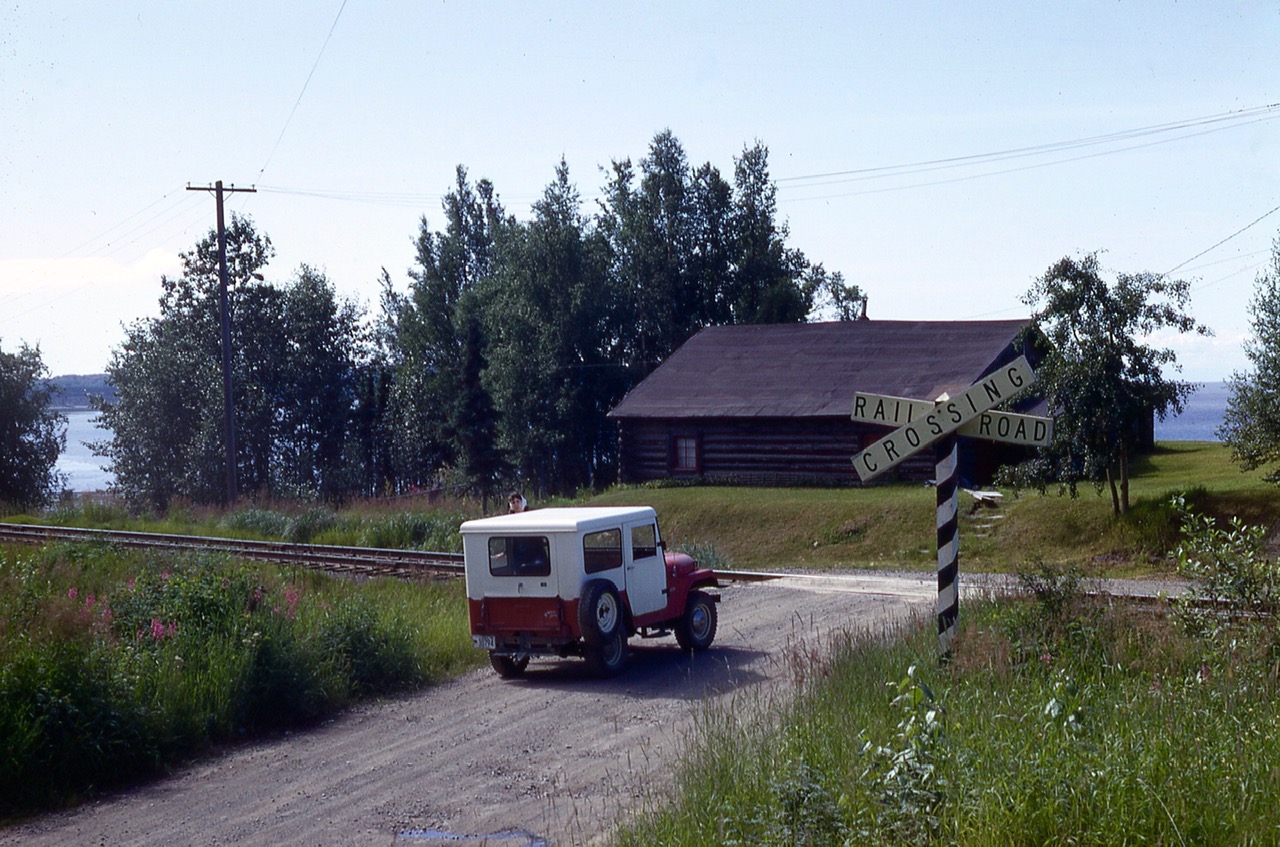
[608,319,1046,486]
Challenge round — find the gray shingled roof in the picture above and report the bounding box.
[609,319,1032,419]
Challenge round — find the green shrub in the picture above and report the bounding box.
[1174,494,1280,623]
[219,508,290,538]
[283,507,339,543]
[315,595,421,697]
[0,545,475,817]
[355,512,462,551]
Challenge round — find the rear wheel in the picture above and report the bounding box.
[583,629,628,677]
[578,580,622,646]
[489,653,530,678]
[675,591,717,651]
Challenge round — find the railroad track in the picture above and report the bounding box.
[0,522,797,584]
[0,522,466,581]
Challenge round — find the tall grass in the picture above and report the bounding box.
[619,556,1280,845]
[0,544,479,817]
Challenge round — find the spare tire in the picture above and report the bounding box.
[578,580,622,646]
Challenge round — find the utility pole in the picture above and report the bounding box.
[186,180,256,506]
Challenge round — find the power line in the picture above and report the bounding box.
[1164,203,1280,277]
[255,0,349,183]
[781,121,1261,203]
[776,103,1280,187]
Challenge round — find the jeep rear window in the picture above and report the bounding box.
[488,536,551,577]
[583,528,622,574]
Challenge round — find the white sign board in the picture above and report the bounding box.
[852,393,1052,448]
[851,356,1036,482]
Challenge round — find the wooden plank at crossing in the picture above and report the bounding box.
[851,356,1036,482]
[852,392,1053,448]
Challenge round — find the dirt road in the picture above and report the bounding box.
[2,574,936,847]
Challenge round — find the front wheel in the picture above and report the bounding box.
[675,591,718,651]
[489,653,530,678]
[583,629,628,677]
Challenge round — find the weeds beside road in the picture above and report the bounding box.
[0,543,478,817]
[618,504,1280,846]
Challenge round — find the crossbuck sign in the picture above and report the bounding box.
[851,356,1046,482]
[849,355,1054,653]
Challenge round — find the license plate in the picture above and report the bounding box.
[472,634,496,650]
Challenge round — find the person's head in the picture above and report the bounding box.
[508,491,526,513]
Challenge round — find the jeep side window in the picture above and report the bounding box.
[583,528,622,574]
[632,523,658,560]
[488,536,551,577]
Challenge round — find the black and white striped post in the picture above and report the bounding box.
[935,435,960,655]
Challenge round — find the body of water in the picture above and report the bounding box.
[1153,381,1229,443]
[57,410,115,492]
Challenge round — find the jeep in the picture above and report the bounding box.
[461,506,720,677]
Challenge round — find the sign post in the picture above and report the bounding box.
[850,356,1052,654]
[935,435,960,653]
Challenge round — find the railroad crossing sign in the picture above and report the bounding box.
[851,356,1046,482]
[852,395,1052,450]
[848,355,1054,654]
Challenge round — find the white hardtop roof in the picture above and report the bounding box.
[460,506,657,535]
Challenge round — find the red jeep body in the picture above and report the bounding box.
[461,507,720,676]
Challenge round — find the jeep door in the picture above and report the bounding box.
[624,521,667,616]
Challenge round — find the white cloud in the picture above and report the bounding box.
[0,250,177,374]
[1144,326,1249,383]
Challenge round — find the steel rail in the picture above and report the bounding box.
[0,523,787,585]
[0,522,465,580]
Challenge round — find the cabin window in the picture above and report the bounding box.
[488,536,551,577]
[673,435,700,473]
[583,528,623,574]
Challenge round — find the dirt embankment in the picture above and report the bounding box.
[2,576,934,846]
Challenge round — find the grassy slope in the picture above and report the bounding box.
[590,442,1279,574]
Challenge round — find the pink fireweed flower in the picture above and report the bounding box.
[68,587,78,600]
[284,587,301,619]
[150,618,165,640]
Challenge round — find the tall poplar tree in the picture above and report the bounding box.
[0,341,65,508]
[1220,236,1280,483]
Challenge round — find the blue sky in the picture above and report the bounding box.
[2,1,1276,380]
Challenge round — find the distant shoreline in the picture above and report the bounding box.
[47,373,114,412]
